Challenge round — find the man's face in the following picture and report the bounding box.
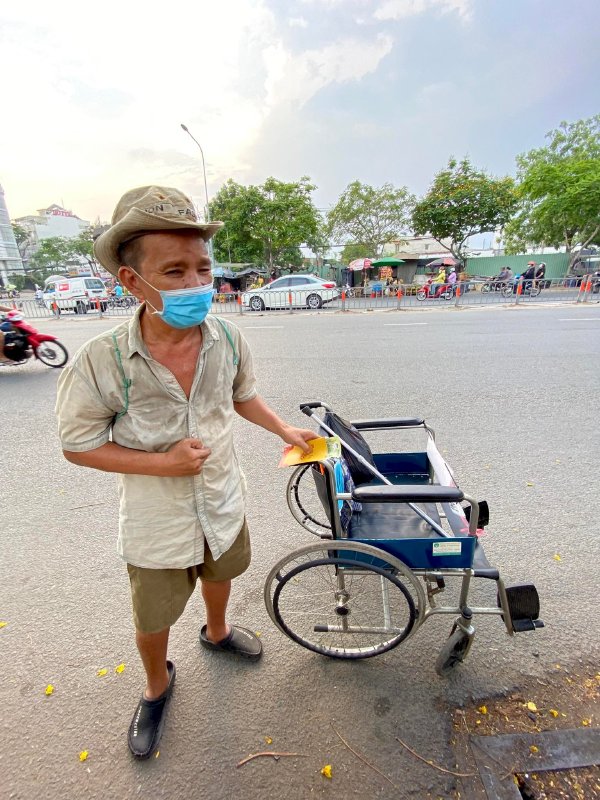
[118,231,212,309]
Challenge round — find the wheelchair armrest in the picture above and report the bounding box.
[352,485,464,504]
[351,417,425,429]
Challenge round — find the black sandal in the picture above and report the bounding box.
[200,625,262,661]
[128,660,175,759]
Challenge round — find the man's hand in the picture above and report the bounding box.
[281,425,315,454]
[163,438,211,476]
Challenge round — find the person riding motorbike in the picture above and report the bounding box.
[494,266,513,286]
[0,303,15,362]
[519,261,538,292]
[535,262,546,280]
[428,267,447,297]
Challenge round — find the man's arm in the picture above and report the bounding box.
[64,438,211,477]
[234,395,314,453]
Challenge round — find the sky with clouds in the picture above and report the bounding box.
[1,0,599,224]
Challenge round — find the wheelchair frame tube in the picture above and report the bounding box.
[418,569,514,634]
[304,409,452,539]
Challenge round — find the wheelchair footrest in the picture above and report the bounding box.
[502,583,544,633]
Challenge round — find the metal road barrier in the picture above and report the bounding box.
[8,276,600,321]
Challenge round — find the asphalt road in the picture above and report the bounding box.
[1,303,599,799]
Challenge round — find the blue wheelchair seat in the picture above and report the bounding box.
[347,497,498,579]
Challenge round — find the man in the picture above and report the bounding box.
[55,186,314,759]
[494,266,513,287]
[535,262,546,280]
[521,260,536,280]
[520,260,537,292]
[0,303,15,362]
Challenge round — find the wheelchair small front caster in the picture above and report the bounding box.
[435,609,475,677]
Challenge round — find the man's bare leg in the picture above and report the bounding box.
[201,579,231,643]
[136,627,170,699]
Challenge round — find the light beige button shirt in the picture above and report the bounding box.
[55,308,257,569]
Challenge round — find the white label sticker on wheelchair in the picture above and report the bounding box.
[432,541,462,556]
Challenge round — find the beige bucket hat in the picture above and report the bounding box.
[94,185,223,275]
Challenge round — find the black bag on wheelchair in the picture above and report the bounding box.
[322,411,377,486]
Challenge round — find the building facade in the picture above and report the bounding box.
[384,235,454,259]
[0,185,25,286]
[16,204,90,248]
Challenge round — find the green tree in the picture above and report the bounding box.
[504,115,600,268]
[411,157,517,264]
[309,219,332,269]
[209,180,264,264]
[327,181,414,258]
[70,227,100,275]
[28,237,73,275]
[209,177,322,270]
[340,242,372,263]
[11,222,34,261]
[256,177,320,270]
[11,223,29,248]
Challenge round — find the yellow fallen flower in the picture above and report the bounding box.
[115,663,126,674]
[549,709,559,718]
[477,705,488,715]
[45,685,54,696]
[526,702,538,712]
[264,736,273,745]
[79,750,89,762]
[0,622,7,629]
[582,719,591,727]
[529,745,539,754]
[97,668,108,677]
[320,764,332,779]
[553,554,561,562]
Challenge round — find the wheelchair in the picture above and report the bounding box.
[264,402,544,675]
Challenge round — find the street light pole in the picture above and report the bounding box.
[180,123,215,265]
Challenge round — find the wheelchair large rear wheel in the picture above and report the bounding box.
[286,464,332,536]
[265,542,425,659]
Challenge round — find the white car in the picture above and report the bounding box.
[43,277,109,313]
[242,275,339,311]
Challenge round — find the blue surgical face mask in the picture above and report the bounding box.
[136,273,214,329]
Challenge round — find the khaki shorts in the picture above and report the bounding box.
[127,519,251,634]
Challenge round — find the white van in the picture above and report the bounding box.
[43,277,109,313]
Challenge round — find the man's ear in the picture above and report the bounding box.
[118,266,144,300]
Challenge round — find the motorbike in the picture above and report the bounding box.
[0,310,69,368]
[416,279,454,301]
[502,278,542,298]
[108,294,137,309]
[481,279,510,293]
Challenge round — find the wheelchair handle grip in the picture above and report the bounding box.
[300,401,332,416]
